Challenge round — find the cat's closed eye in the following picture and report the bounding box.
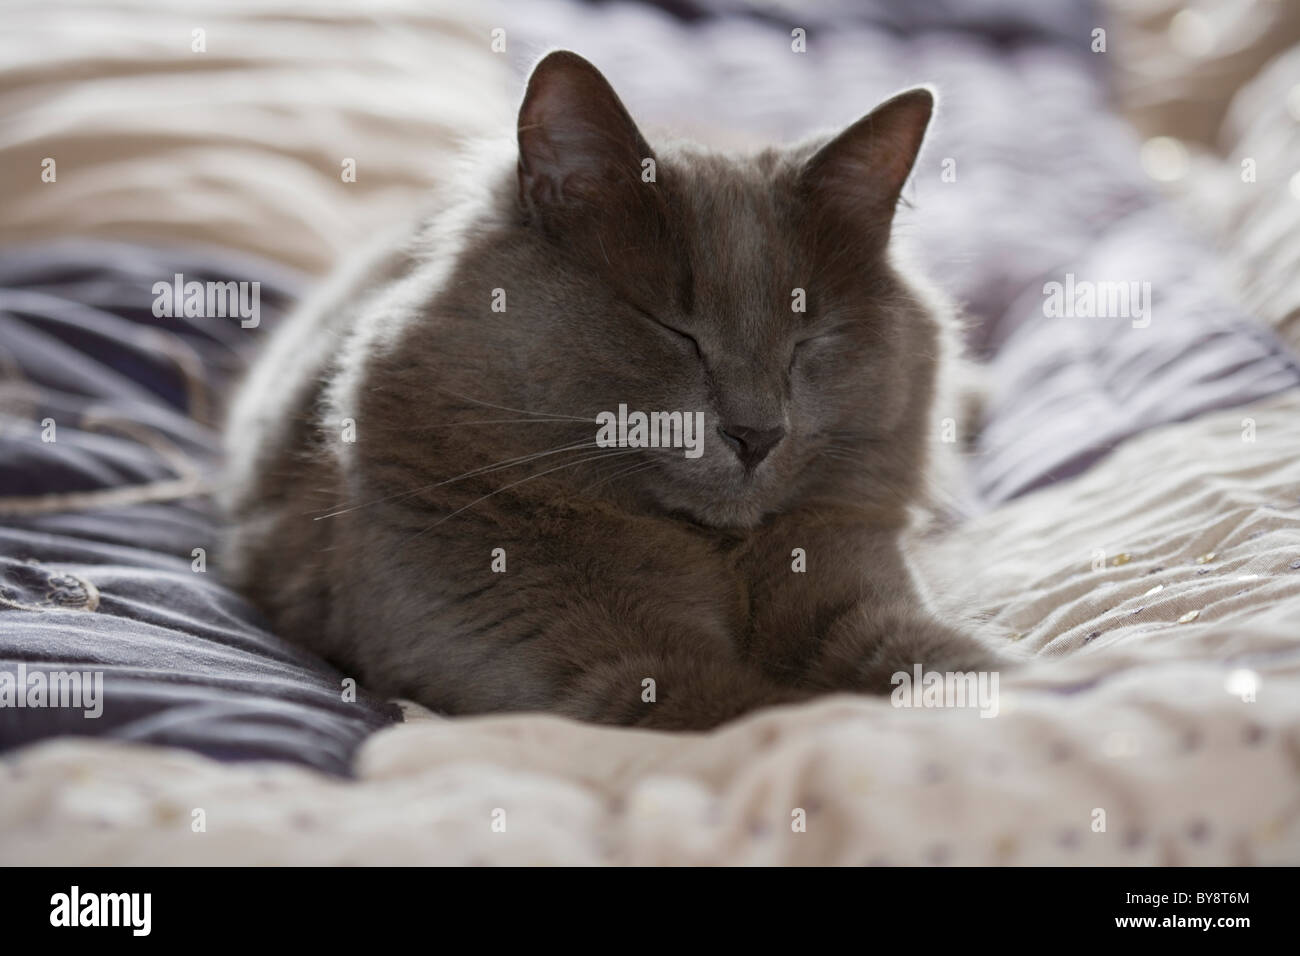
[789,333,831,372]
[636,306,702,358]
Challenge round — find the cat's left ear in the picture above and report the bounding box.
[515,51,676,302]
[516,50,657,227]
[799,87,934,243]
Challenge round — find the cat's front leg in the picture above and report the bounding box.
[358,505,812,732]
[738,509,1008,694]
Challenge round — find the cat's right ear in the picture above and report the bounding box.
[516,51,659,232]
[798,87,935,253]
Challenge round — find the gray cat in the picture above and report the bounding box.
[220,50,1004,729]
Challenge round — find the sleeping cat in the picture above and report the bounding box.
[220,50,1004,729]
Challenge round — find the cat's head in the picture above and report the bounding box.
[430,51,946,529]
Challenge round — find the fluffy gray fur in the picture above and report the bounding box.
[220,51,1005,729]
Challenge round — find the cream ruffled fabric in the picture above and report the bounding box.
[0,0,513,275]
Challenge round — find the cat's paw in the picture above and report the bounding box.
[810,605,1010,696]
[568,652,812,731]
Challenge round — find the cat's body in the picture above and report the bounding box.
[221,52,1003,729]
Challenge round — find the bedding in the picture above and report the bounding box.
[1104,0,1300,149]
[1209,47,1300,355]
[2,0,1299,865]
[0,241,400,776]
[0,0,512,276]
[1103,0,1300,356]
[5,388,1300,864]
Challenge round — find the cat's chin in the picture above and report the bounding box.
[656,497,770,531]
[640,470,784,529]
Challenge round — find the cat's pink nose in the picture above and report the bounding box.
[717,423,785,470]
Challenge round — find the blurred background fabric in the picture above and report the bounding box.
[1103,0,1300,354]
[0,0,514,274]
